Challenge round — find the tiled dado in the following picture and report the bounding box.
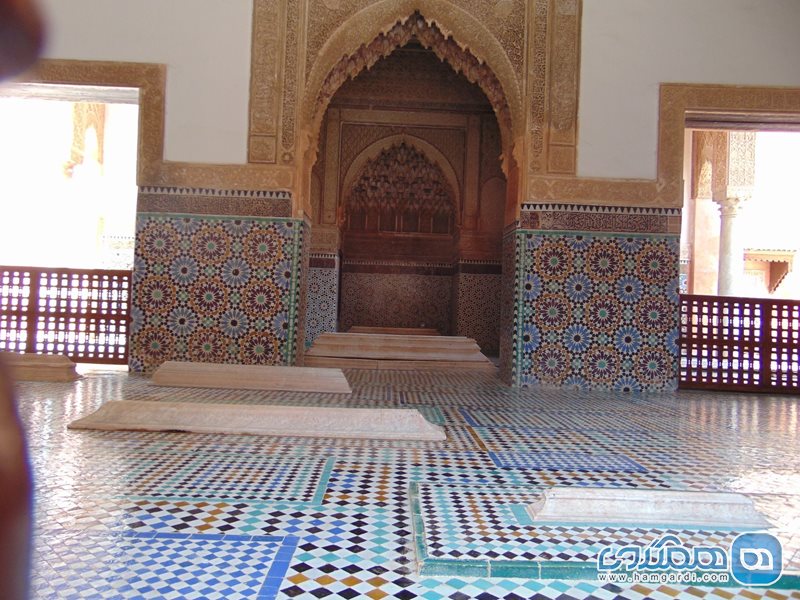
[510,204,681,391]
[339,261,454,334]
[130,187,305,371]
[453,263,502,357]
[305,253,339,347]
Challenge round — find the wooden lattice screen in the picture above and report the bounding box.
[679,294,800,393]
[0,266,131,364]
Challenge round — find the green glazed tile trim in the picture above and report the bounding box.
[410,483,800,589]
[510,503,535,526]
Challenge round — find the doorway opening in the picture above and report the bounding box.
[681,128,800,299]
[305,38,506,358]
[0,83,139,269]
[0,83,139,364]
[678,115,800,393]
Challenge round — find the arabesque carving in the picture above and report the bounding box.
[344,142,456,235]
[249,0,282,140]
[280,0,300,158]
[305,0,526,91]
[527,0,580,176]
[314,13,512,146]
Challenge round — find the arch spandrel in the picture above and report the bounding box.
[298,1,523,164]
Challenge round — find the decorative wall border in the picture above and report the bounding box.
[522,203,681,215]
[520,203,681,234]
[342,260,454,276]
[309,254,337,269]
[456,261,503,275]
[138,187,292,217]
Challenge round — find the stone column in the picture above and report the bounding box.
[711,131,756,297]
[714,195,748,296]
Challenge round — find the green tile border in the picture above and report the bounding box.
[510,503,535,526]
[512,231,527,387]
[285,218,304,365]
[409,482,800,589]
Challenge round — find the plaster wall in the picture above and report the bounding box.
[580,0,800,180]
[37,0,800,182]
[38,0,251,165]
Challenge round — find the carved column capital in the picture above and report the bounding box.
[713,194,749,218]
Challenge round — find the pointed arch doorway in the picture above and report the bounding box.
[300,16,518,358]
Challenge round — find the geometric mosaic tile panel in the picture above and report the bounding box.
[453,271,501,356]
[130,213,305,371]
[305,262,338,346]
[414,482,744,563]
[488,450,648,473]
[512,226,680,391]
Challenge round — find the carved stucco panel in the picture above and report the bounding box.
[527,0,580,177]
[691,131,714,200]
[305,0,526,87]
[250,0,282,139]
[528,0,549,175]
[339,123,466,195]
[727,131,756,191]
[300,2,523,166]
[281,0,300,157]
[548,0,579,146]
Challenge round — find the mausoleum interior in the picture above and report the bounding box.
[1,0,799,598]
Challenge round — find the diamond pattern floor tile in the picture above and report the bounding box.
[15,369,800,599]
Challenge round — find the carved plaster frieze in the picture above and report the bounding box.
[311,224,341,254]
[299,4,523,169]
[528,176,669,207]
[154,163,294,192]
[313,14,512,143]
[138,187,293,217]
[340,123,466,193]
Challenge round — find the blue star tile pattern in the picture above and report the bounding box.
[16,368,800,599]
[131,214,306,371]
[510,224,681,392]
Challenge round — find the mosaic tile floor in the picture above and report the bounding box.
[16,368,800,599]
